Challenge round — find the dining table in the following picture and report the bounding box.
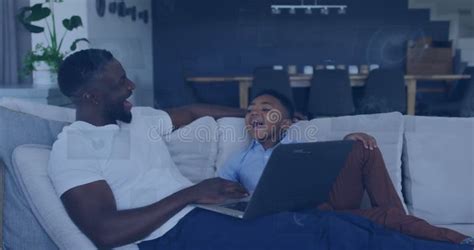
[187,74,472,115]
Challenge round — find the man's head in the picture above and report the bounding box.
[58,49,135,123]
[246,90,295,147]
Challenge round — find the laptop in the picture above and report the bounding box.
[195,140,354,219]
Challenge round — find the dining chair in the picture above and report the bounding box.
[358,68,407,114]
[307,69,355,118]
[251,67,294,105]
[425,67,474,117]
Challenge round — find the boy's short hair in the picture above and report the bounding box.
[253,89,295,119]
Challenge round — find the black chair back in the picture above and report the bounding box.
[449,67,474,101]
[458,67,474,116]
[422,67,474,117]
[308,69,355,117]
[251,67,294,104]
[359,68,407,114]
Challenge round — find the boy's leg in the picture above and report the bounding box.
[347,207,468,243]
[318,141,468,243]
[320,141,403,210]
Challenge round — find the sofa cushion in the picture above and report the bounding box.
[12,144,138,250]
[0,97,75,122]
[164,116,218,183]
[403,116,474,224]
[215,118,251,172]
[0,106,69,249]
[12,145,97,249]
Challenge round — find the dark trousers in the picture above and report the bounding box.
[317,141,468,243]
[138,209,467,250]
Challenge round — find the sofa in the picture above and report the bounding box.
[0,97,473,249]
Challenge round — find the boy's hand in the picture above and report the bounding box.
[344,132,378,150]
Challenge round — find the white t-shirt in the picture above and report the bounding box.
[48,107,194,246]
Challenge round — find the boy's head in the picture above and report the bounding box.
[245,90,295,147]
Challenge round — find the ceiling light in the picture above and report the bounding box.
[321,7,329,15]
[270,3,347,16]
[338,7,346,14]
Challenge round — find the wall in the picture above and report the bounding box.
[27,0,154,107]
[152,0,451,108]
[30,0,89,54]
[87,0,154,107]
[409,0,474,65]
[416,0,474,37]
[16,0,32,85]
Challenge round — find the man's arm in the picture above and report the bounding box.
[61,178,248,249]
[164,104,246,129]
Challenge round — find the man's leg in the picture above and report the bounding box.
[138,209,326,250]
[318,141,469,243]
[139,209,330,250]
[139,209,465,250]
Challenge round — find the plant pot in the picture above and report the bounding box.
[32,61,58,88]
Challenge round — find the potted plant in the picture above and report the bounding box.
[17,0,89,87]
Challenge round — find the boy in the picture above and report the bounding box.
[219,90,473,245]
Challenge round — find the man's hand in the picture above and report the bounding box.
[344,132,378,150]
[189,178,249,204]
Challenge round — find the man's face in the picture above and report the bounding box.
[93,59,135,123]
[245,95,292,143]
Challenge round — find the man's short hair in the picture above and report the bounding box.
[58,49,114,97]
[253,89,295,119]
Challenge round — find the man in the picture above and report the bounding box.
[219,90,473,245]
[48,49,473,249]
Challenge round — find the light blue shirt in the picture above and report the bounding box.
[218,140,285,192]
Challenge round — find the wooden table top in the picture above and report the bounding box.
[187,74,471,83]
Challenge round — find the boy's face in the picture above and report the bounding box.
[245,95,292,144]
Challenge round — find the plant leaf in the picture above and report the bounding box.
[22,23,45,33]
[62,16,83,31]
[70,38,89,51]
[62,19,70,30]
[17,7,29,25]
[25,4,51,22]
[17,4,50,33]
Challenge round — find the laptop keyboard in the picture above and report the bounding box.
[222,201,249,212]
